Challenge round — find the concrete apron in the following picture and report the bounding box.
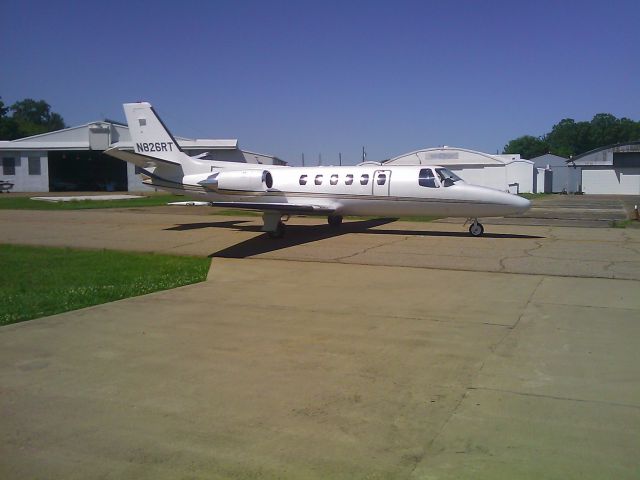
[1,258,639,479]
[1,209,640,280]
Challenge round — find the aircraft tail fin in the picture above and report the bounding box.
[123,102,186,165]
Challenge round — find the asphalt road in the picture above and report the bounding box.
[1,199,639,479]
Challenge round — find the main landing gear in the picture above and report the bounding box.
[263,213,344,238]
[263,211,288,238]
[327,215,343,228]
[268,221,286,239]
[468,218,484,237]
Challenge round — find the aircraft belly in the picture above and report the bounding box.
[337,198,513,218]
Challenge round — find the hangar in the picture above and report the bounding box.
[529,153,581,193]
[571,142,640,195]
[0,120,285,193]
[384,146,534,193]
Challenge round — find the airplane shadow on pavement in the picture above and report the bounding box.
[165,218,543,259]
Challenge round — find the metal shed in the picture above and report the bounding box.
[529,153,581,193]
[571,142,640,195]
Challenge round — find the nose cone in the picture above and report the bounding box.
[510,194,531,214]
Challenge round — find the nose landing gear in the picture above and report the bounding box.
[468,219,484,237]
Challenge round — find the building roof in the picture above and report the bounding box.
[0,120,238,152]
[571,141,640,166]
[529,153,569,168]
[384,146,531,166]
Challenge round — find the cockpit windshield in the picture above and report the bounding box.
[435,168,463,187]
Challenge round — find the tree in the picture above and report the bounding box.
[9,98,66,137]
[0,97,66,140]
[0,97,20,140]
[545,118,592,157]
[618,117,640,143]
[503,135,549,159]
[505,114,640,159]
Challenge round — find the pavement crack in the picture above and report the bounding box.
[468,386,640,410]
[499,239,545,273]
[334,235,409,262]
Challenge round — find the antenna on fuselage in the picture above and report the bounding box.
[339,152,342,166]
[301,153,305,167]
[362,146,366,162]
[318,153,322,166]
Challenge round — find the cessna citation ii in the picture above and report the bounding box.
[105,102,530,238]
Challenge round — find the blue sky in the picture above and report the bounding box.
[1,0,638,164]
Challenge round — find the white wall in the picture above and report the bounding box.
[453,162,534,193]
[582,167,640,194]
[452,165,508,191]
[1,151,49,192]
[535,168,547,193]
[505,160,534,194]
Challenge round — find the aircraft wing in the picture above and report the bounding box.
[209,202,336,214]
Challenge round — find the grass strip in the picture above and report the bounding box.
[0,244,210,326]
[0,194,186,210]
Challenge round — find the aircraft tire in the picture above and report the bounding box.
[268,222,286,239]
[469,222,484,237]
[328,215,343,227]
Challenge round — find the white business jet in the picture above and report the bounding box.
[105,102,530,238]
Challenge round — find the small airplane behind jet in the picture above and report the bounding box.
[105,102,530,238]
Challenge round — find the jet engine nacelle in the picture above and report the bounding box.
[200,169,273,194]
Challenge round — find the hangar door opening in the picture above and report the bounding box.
[48,151,128,192]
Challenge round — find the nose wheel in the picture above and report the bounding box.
[468,220,484,237]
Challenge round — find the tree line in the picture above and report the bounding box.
[0,97,66,140]
[503,113,640,159]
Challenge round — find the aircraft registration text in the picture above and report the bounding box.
[136,142,175,153]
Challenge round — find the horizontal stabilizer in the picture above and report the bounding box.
[104,146,182,168]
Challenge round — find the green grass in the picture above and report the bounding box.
[0,244,210,326]
[610,219,636,228]
[520,193,550,200]
[0,194,187,210]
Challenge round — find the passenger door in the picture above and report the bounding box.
[372,170,392,196]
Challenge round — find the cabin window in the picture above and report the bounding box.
[345,174,354,185]
[360,174,369,185]
[330,174,338,185]
[419,168,437,188]
[435,168,463,187]
[377,173,387,185]
[315,174,323,185]
[299,175,308,185]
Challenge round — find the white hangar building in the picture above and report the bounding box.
[0,120,285,193]
[571,142,640,195]
[384,146,534,193]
